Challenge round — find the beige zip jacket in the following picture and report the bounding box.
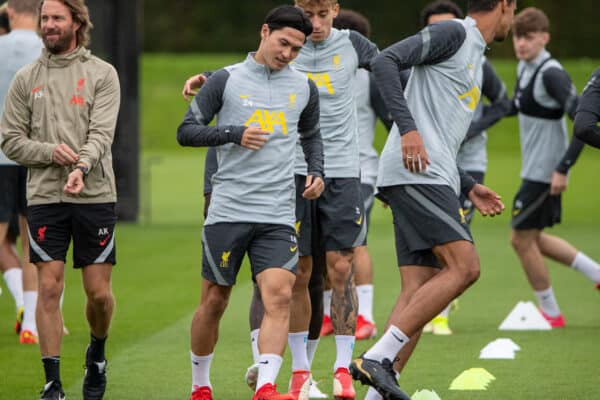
[0,46,120,205]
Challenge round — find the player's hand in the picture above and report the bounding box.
[468,184,504,217]
[52,143,79,166]
[240,127,271,151]
[401,130,430,173]
[64,168,85,195]
[182,74,207,101]
[550,171,568,195]
[303,175,324,199]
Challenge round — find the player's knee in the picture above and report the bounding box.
[87,288,114,309]
[203,292,230,317]
[329,256,353,282]
[510,231,530,253]
[464,261,480,286]
[38,278,63,307]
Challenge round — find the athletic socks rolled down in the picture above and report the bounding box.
[256,354,283,392]
[289,331,310,371]
[535,287,561,317]
[364,325,410,363]
[571,252,600,283]
[190,352,213,390]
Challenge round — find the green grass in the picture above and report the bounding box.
[1,55,600,399]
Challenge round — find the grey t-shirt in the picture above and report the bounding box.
[177,54,323,228]
[457,58,509,173]
[355,68,392,188]
[291,28,378,178]
[373,17,486,195]
[0,29,43,165]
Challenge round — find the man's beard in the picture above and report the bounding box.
[43,29,76,54]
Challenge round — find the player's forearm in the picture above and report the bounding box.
[574,110,600,149]
[177,118,244,147]
[300,129,324,179]
[555,136,585,174]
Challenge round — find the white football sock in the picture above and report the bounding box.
[306,339,320,368]
[364,325,409,362]
[439,303,452,318]
[3,268,23,309]
[22,291,38,333]
[256,354,282,392]
[289,331,310,371]
[250,329,260,363]
[365,387,383,400]
[357,284,374,322]
[323,290,332,317]
[333,335,355,371]
[191,352,213,390]
[571,252,600,283]
[535,287,561,317]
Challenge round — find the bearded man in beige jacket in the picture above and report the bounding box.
[0,1,120,399]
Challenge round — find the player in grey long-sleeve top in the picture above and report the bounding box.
[407,2,511,348]
[508,7,600,330]
[176,7,325,399]
[574,68,600,148]
[348,2,514,398]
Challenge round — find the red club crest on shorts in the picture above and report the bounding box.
[37,226,47,242]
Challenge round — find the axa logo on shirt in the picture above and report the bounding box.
[307,73,335,95]
[244,110,289,135]
[458,86,481,111]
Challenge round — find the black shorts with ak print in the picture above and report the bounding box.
[27,203,117,268]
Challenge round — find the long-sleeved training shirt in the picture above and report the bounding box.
[457,57,510,173]
[373,17,486,195]
[291,28,378,178]
[574,67,600,149]
[177,54,323,228]
[355,68,392,188]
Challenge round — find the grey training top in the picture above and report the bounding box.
[373,17,486,195]
[0,29,43,165]
[514,50,580,183]
[355,68,393,188]
[291,28,379,178]
[457,58,509,173]
[177,54,323,228]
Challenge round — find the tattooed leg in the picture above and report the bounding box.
[326,249,357,336]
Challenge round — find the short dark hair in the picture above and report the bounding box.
[513,7,549,37]
[421,1,463,27]
[333,9,371,38]
[0,8,9,34]
[467,0,515,13]
[7,0,39,16]
[265,5,313,38]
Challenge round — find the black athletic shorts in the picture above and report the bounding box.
[0,165,27,221]
[458,171,485,226]
[27,203,117,268]
[202,223,298,286]
[295,176,366,256]
[379,184,473,268]
[7,213,19,242]
[360,183,375,245]
[511,180,561,230]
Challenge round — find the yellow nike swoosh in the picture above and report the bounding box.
[356,216,363,225]
[290,246,298,252]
